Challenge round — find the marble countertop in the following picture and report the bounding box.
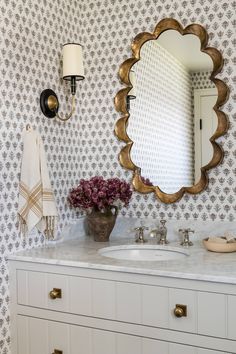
[8,235,236,285]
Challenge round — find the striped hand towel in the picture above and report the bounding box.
[18,127,58,239]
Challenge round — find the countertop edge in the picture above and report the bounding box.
[7,254,236,285]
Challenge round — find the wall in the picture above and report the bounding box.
[0,0,235,353]
[80,0,236,220]
[128,40,194,192]
[0,1,83,353]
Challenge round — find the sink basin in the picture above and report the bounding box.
[98,245,189,261]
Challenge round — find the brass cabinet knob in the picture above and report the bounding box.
[52,350,63,354]
[174,304,187,318]
[49,288,62,300]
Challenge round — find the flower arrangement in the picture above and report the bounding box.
[68,176,132,211]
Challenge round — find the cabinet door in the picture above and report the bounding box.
[17,316,48,354]
[142,338,169,354]
[197,349,229,354]
[197,292,226,338]
[116,333,142,354]
[169,343,197,354]
[69,276,92,316]
[70,325,92,354]
[116,282,141,323]
[142,285,168,327]
[17,316,69,354]
[92,279,116,319]
[227,295,236,340]
[169,288,197,333]
[47,273,69,312]
[48,321,70,354]
[17,270,69,312]
[92,329,116,354]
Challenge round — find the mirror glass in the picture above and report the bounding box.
[127,30,216,194]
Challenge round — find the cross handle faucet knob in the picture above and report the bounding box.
[179,228,194,246]
[134,226,148,243]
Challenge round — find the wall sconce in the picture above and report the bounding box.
[127,70,136,111]
[40,43,84,121]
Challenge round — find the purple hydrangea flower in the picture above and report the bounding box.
[68,176,132,211]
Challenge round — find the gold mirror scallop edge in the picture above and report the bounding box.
[114,18,229,204]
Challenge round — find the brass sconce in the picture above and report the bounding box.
[40,43,84,121]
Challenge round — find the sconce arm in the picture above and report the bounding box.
[55,95,76,122]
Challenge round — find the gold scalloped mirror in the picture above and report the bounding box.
[115,18,229,203]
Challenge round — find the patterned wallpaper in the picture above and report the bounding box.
[79,0,236,220]
[0,0,235,353]
[79,0,235,218]
[0,1,83,352]
[128,40,194,192]
[191,71,216,90]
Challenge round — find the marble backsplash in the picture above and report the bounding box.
[60,217,236,245]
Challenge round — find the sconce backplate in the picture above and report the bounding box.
[40,89,59,118]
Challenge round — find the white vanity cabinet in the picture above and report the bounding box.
[9,261,236,354]
[17,316,226,354]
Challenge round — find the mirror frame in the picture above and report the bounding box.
[114,18,229,203]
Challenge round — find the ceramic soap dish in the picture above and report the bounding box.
[203,237,236,253]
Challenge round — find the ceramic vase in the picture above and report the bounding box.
[86,205,118,242]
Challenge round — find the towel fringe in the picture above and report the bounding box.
[19,216,28,237]
[44,216,56,239]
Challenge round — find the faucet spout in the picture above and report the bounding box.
[150,219,169,244]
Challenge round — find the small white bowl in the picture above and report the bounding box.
[203,237,236,253]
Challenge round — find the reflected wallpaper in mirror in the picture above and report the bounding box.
[115,19,228,203]
[127,31,216,194]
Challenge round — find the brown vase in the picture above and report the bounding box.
[86,206,118,242]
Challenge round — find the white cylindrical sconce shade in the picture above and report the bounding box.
[128,70,136,98]
[62,43,84,80]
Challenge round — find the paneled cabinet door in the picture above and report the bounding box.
[17,316,69,354]
[228,295,236,340]
[92,329,116,354]
[197,349,229,354]
[142,338,168,354]
[18,316,48,354]
[169,288,196,333]
[116,333,142,354]
[70,325,92,354]
[197,292,226,338]
[17,270,69,312]
[169,343,197,354]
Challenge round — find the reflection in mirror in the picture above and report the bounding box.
[115,19,229,203]
[127,31,216,194]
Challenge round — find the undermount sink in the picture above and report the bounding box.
[98,245,189,261]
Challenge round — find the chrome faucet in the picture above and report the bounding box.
[134,226,148,243]
[179,228,194,246]
[150,219,169,244]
